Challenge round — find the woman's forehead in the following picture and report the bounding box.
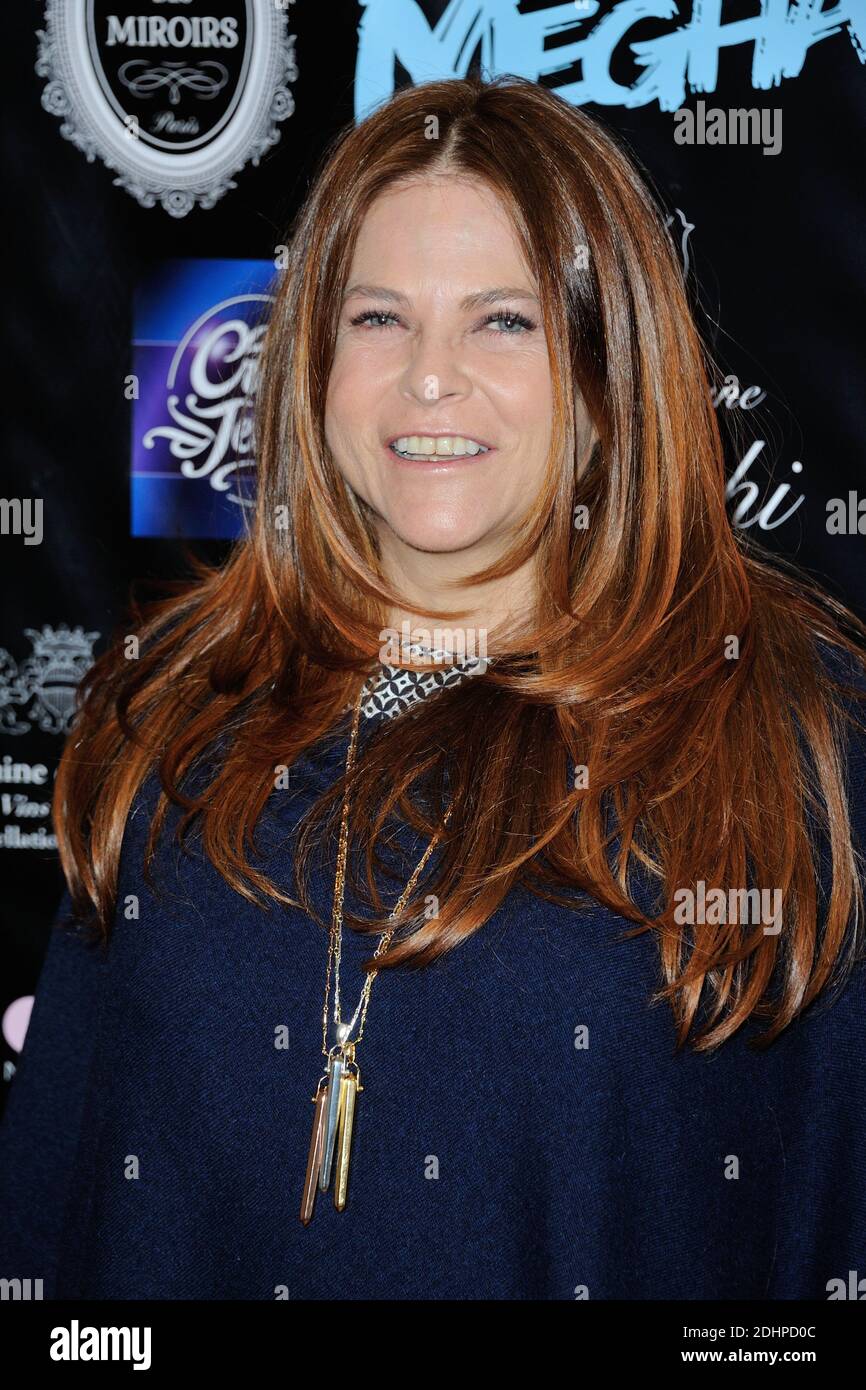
[347,178,538,293]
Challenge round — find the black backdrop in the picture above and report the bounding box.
[2,0,864,1103]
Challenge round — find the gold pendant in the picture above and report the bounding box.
[334,1070,358,1211]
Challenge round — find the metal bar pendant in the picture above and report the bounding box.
[300,1085,328,1226]
[319,1054,344,1192]
[334,1073,358,1212]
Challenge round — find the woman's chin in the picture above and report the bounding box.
[384,519,496,555]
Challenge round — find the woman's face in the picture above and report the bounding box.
[325,175,554,560]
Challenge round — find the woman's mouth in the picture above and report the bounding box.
[387,434,491,462]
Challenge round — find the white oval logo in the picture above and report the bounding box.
[36,0,298,216]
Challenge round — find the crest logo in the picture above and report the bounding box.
[0,625,100,737]
[36,1,298,217]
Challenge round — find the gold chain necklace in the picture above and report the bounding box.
[300,680,451,1224]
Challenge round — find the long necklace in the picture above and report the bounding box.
[300,680,451,1224]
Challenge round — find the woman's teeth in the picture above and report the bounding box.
[390,435,488,459]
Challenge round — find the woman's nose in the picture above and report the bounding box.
[399,330,473,404]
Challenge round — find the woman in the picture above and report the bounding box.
[1,75,865,1301]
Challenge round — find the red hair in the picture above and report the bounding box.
[55,75,866,1050]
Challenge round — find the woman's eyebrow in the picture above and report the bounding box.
[342,283,408,305]
[342,283,540,308]
[461,287,539,310]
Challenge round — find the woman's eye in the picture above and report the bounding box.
[482,310,536,334]
[346,307,537,334]
[349,310,401,329]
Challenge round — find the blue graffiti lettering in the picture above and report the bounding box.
[355,0,866,119]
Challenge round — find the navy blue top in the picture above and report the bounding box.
[1,646,865,1301]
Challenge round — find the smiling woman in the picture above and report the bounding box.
[2,75,866,1302]
[325,176,559,614]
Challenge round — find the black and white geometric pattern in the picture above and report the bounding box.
[360,643,486,722]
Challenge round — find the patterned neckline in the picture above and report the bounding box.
[360,644,487,722]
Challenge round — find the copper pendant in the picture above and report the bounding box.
[300,1084,328,1226]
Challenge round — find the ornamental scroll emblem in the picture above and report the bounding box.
[35,1,298,217]
[0,626,100,737]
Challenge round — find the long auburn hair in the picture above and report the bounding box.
[56,75,866,1051]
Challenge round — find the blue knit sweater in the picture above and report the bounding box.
[1,649,865,1301]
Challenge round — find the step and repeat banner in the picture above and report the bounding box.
[2,1,865,1097]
